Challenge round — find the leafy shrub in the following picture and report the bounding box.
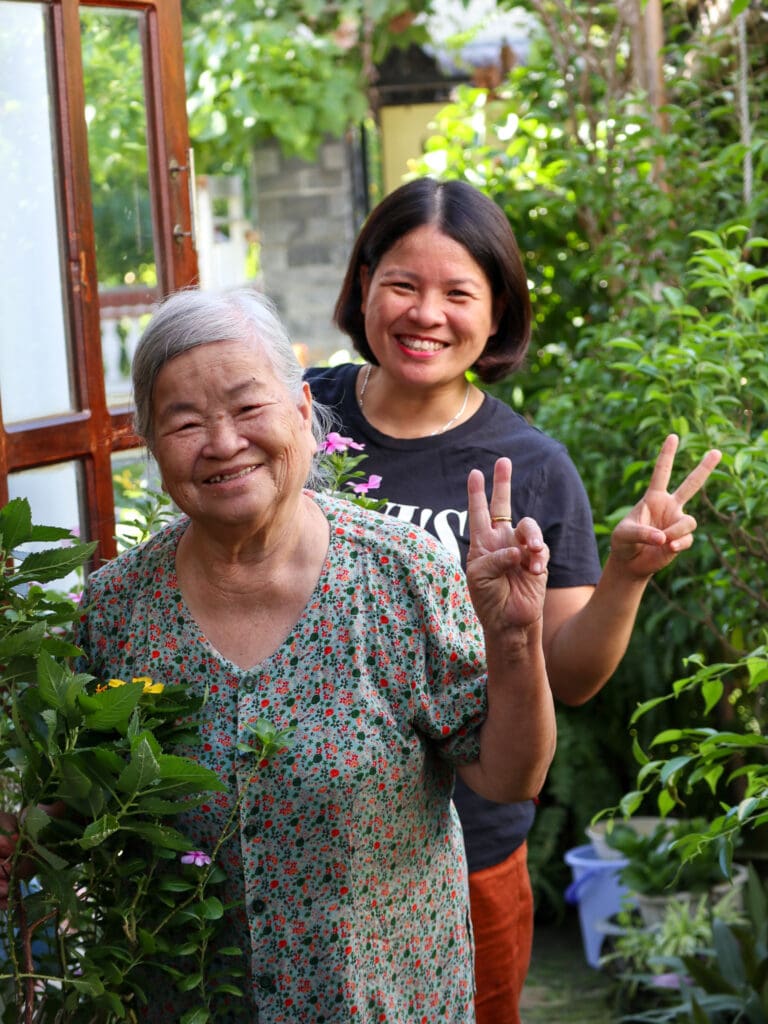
[0,498,292,1022]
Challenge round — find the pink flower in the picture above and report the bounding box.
[321,432,365,454]
[348,475,382,495]
[181,850,212,867]
[652,973,685,990]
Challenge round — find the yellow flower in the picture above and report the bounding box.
[105,676,163,694]
[133,676,164,695]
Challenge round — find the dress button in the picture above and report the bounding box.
[257,973,276,991]
[251,898,266,913]
[244,822,259,838]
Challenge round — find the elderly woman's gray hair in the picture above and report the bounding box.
[132,287,333,484]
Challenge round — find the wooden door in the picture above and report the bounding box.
[0,0,197,565]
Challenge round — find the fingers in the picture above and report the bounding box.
[672,449,722,506]
[514,517,547,573]
[648,434,722,507]
[488,457,512,521]
[645,433,681,495]
[468,458,512,534]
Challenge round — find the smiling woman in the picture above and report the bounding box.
[57,285,557,1022]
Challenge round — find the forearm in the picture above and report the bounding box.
[547,555,652,705]
[457,621,556,803]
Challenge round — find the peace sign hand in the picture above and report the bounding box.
[465,457,549,636]
[609,434,722,579]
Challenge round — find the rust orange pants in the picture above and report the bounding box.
[469,842,533,1024]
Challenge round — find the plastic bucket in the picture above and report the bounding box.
[564,844,629,968]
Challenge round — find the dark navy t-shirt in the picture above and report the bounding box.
[306,363,602,871]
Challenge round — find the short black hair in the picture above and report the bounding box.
[333,178,531,383]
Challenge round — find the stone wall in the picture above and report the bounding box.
[251,136,360,368]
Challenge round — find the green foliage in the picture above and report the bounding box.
[409,3,768,916]
[112,462,177,552]
[603,820,731,897]
[318,432,387,512]
[674,867,768,1023]
[0,499,293,1021]
[182,0,445,170]
[603,889,746,985]
[80,9,156,287]
[611,866,768,1023]
[617,645,768,861]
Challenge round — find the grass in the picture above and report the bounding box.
[520,909,618,1023]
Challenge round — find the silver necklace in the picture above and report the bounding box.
[357,364,471,436]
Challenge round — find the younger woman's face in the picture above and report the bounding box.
[359,223,499,390]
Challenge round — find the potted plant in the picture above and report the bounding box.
[602,817,747,927]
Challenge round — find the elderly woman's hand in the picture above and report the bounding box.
[465,457,549,637]
[0,810,22,911]
[609,434,721,579]
[0,803,66,910]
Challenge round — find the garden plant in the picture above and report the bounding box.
[0,497,293,1023]
[410,0,767,920]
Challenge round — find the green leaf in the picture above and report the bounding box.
[10,542,97,586]
[180,1008,210,1024]
[0,496,33,550]
[198,896,224,920]
[177,972,203,992]
[68,975,107,996]
[125,822,191,850]
[158,878,197,893]
[657,789,677,816]
[57,753,98,801]
[117,735,161,794]
[659,755,692,784]
[22,804,54,841]
[78,683,143,732]
[701,678,724,714]
[80,814,121,848]
[138,928,158,953]
[37,650,87,711]
[0,621,46,661]
[619,791,644,816]
[32,842,69,872]
[156,753,225,791]
[212,983,244,996]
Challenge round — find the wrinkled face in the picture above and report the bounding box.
[360,223,499,387]
[151,339,315,533]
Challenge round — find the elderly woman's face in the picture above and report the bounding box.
[151,339,315,532]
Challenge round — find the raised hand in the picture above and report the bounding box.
[465,457,549,634]
[609,434,722,579]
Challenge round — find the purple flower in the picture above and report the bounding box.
[321,432,365,454]
[348,474,382,495]
[181,850,212,867]
[652,973,685,990]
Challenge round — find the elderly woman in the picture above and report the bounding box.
[74,286,555,1023]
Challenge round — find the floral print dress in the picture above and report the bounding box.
[77,492,489,1023]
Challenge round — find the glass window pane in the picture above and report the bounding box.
[80,7,160,407]
[0,2,71,423]
[7,462,85,591]
[112,449,174,553]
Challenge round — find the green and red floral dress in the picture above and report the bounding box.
[77,492,489,1023]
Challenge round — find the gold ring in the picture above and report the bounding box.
[491,516,513,523]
